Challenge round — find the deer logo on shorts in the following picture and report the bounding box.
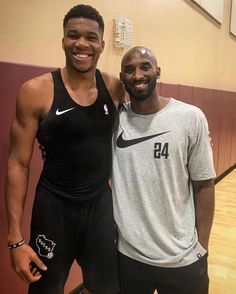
[36,235,56,259]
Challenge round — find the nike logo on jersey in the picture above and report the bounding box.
[116,131,170,148]
[55,107,75,115]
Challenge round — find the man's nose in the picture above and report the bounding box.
[75,37,89,47]
[133,68,144,80]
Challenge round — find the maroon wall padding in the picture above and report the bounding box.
[217,91,235,176]
[178,85,193,104]
[0,63,236,293]
[201,89,222,175]
[0,62,82,294]
[159,82,179,99]
[230,96,236,167]
[192,87,221,174]
[192,87,206,112]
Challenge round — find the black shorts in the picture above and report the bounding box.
[118,252,209,294]
[28,184,119,294]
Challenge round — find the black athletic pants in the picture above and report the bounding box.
[28,184,119,294]
[118,252,209,294]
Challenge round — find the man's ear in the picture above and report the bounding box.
[101,40,105,52]
[156,67,161,79]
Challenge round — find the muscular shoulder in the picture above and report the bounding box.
[17,72,53,117]
[100,71,125,109]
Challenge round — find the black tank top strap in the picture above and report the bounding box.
[51,69,64,91]
[96,69,112,100]
[50,69,73,112]
[51,68,60,79]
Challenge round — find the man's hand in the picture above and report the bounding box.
[10,244,47,284]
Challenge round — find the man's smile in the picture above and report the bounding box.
[73,53,93,61]
[132,81,149,90]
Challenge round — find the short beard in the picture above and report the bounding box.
[125,78,157,101]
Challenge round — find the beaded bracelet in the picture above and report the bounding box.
[7,239,25,249]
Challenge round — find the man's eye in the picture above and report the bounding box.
[124,70,133,74]
[124,67,134,74]
[142,65,150,71]
[88,36,98,41]
[68,34,77,39]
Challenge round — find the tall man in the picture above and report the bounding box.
[112,46,215,294]
[5,4,124,294]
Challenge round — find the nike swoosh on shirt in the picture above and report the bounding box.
[116,131,170,148]
[55,107,75,115]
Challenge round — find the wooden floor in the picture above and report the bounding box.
[208,168,236,294]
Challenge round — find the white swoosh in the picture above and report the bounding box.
[55,107,75,115]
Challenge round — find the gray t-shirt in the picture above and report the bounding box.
[112,98,216,268]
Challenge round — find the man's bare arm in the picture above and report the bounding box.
[192,179,215,251]
[5,76,51,283]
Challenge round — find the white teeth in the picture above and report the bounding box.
[74,53,90,59]
[134,82,147,88]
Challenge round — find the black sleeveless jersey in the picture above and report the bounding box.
[36,69,117,201]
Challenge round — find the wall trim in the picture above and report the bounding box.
[215,164,236,184]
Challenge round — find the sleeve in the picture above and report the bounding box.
[187,108,216,181]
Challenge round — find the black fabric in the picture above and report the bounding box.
[118,252,209,294]
[36,69,117,200]
[28,184,119,294]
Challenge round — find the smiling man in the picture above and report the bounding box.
[112,46,215,294]
[5,4,124,294]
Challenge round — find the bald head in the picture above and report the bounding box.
[121,46,158,71]
[120,46,160,102]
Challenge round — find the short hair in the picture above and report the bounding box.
[63,4,104,34]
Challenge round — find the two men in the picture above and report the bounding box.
[112,46,215,294]
[5,4,123,294]
[5,4,215,294]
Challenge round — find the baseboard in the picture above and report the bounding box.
[215,164,236,184]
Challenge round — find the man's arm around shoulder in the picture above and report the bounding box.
[101,71,125,109]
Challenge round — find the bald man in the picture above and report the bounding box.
[112,46,215,294]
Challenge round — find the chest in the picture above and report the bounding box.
[115,112,190,164]
[37,99,116,144]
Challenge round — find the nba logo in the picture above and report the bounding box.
[104,104,109,115]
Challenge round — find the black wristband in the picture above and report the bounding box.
[7,239,25,249]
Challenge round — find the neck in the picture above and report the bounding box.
[130,89,159,114]
[61,66,96,89]
[131,94,170,115]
